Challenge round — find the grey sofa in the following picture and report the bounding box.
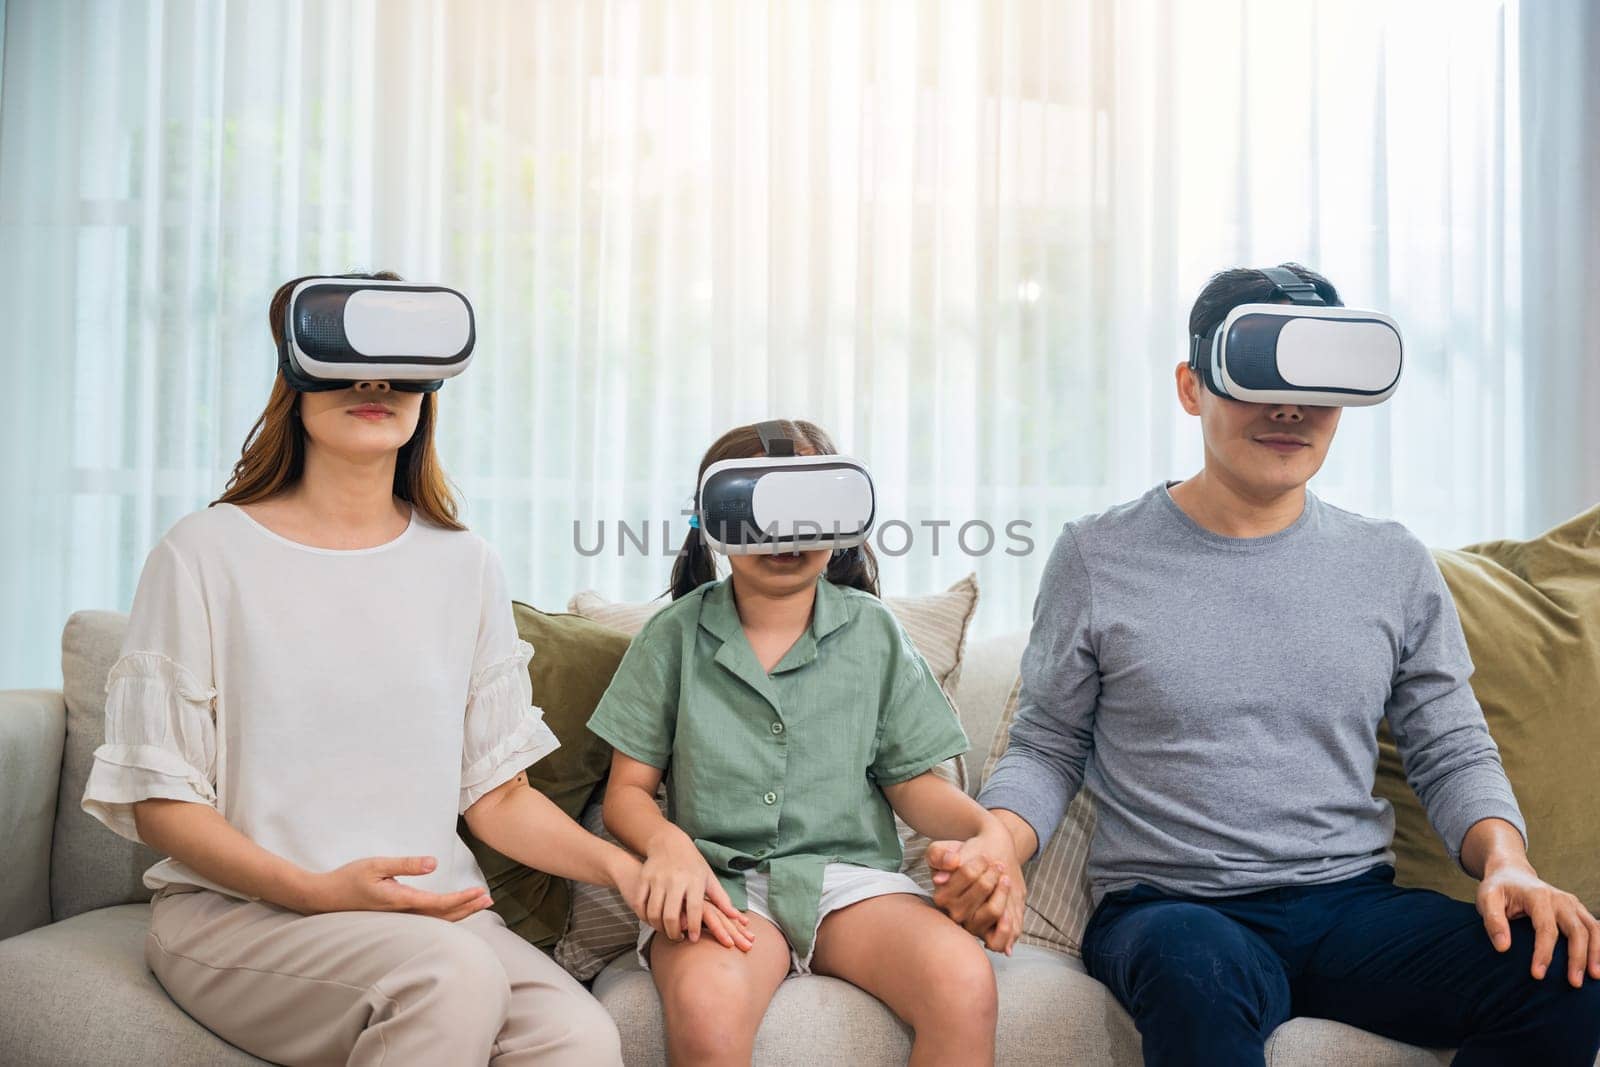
[1,610,1481,1065]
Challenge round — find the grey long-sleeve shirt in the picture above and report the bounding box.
[978,483,1525,903]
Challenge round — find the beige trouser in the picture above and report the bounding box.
[146,886,622,1067]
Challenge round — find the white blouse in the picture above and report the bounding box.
[81,503,560,899]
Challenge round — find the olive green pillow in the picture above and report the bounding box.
[457,602,632,950]
[1376,505,1600,909]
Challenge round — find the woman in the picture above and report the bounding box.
[81,273,643,1066]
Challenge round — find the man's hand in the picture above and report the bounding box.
[1463,816,1600,987]
[926,812,1032,954]
[1478,862,1600,987]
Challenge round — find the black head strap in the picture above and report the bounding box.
[1259,266,1325,306]
[755,420,795,457]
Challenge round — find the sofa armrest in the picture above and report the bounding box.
[0,689,66,940]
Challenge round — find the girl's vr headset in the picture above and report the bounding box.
[278,277,476,393]
[695,422,876,555]
[1188,267,1403,407]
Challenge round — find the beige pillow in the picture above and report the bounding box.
[555,759,965,980]
[567,573,980,699]
[1379,507,1600,908]
[979,675,1097,958]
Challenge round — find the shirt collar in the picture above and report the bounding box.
[697,573,854,674]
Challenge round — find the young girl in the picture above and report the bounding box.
[589,420,1013,1067]
[80,273,645,1066]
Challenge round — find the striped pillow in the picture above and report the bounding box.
[979,675,1097,958]
[555,795,653,981]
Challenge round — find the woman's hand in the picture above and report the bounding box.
[641,825,750,945]
[300,855,493,921]
[699,905,757,952]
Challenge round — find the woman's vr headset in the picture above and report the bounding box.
[695,422,876,555]
[278,277,476,393]
[1188,266,1403,406]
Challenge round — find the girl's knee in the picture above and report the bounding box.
[657,957,769,1056]
[916,935,998,1028]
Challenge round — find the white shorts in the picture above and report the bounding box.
[636,862,930,975]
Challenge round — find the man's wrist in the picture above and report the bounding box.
[990,808,1038,864]
[1463,816,1532,881]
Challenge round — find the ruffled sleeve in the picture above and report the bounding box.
[459,547,561,813]
[81,538,218,844]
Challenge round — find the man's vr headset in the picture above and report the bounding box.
[1188,266,1403,406]
[278,277,476,392]
[694,421,876,556]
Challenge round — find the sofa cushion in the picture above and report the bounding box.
[0,689,65,940]
[591,942,1451,1067]
[458,603,634,951]
[55,610,161,921]
[1376,505,1600,908]
[0,902,266,1065]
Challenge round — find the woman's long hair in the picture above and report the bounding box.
[668,419,880,600]
[211,271,465,530]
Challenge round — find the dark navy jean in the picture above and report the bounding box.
[1081,864,1600,1067]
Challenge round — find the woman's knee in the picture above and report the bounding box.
[537,994,623,1065]
[387,924,511,1028]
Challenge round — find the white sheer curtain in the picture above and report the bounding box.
[0,0,1577,689]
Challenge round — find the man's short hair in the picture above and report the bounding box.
[1188,263,1342,343]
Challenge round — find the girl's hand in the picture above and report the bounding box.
[642,826,749,942]
[302,855,493,921]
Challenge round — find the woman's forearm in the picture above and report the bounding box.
[465,776,639,888]
[883,771,996,842]
[133,798,321,910]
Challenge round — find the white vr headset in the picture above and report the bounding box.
[695,421,876,555]
[278,276,476,393]
[1188,267,1403,406]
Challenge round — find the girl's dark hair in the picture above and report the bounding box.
[1188,262,1342,341]
[668,419,881,601]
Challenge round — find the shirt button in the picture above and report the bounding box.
[763,791,778,805]
[770,722,784,735]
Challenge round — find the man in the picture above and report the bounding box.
[929,264,1600,1065]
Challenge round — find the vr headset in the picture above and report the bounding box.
[695,421,876,555]
[278,277,476,392]
[1188,266,1403,406]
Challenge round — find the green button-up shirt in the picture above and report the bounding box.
[588,576,968,957]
